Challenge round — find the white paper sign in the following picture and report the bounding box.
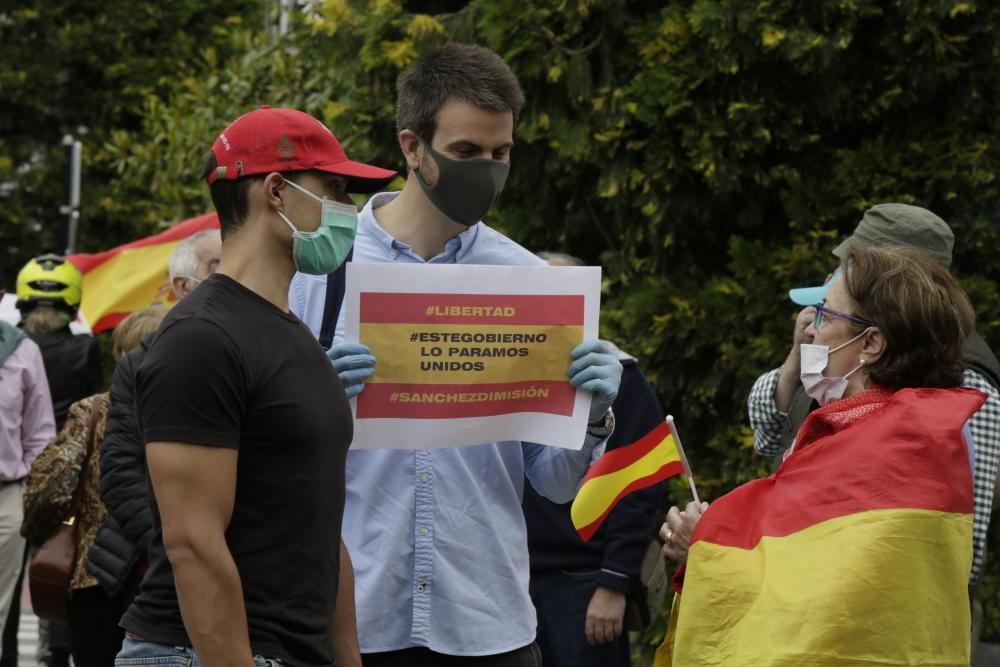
[344,263,601,450]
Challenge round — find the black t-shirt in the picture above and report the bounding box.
[122,274,352,667]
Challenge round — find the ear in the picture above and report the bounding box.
[171,276,188,300]
[860,328,886,366]
[262,172,287,212]
[399,129,421,171]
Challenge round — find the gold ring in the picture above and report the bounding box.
[666,529,674,544]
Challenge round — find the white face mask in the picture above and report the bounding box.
[799,328,871,406]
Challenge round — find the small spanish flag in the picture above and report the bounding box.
[68,212,220,332]
[571,421,685,541]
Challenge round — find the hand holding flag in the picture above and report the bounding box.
[660,500,709,563]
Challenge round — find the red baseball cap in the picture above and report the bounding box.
[206,106,396,193]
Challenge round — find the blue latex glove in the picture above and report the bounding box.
[567,340,623,423]
[327,343,376,399]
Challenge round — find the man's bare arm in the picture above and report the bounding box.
[147,442,253,667]
[333,540,361,667]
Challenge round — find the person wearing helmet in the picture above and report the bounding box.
[13,254,101,667]
[16,254,102,431]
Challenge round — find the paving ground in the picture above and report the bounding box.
[15,606,39,667]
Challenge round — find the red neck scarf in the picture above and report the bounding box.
[791,385,897,455]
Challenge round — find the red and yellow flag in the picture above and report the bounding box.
[571,421,683,541]
[357,293,584,419]
[655,387,984,667]
[68,213,219,332]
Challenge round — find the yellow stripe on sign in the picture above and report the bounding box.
[667,508,972,667]
[359,323,583,384]
[571,435,679,529]
[80,242,179,326]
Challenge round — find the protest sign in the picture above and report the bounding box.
[344,263,601,450]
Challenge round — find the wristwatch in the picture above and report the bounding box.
[586,409,615,438]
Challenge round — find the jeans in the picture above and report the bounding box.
[530,570,631,667]
[115,636,283,666]
[362,642,542,667]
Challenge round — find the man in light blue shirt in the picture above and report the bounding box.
[290,44,623,666]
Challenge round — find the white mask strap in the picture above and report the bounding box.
[283,178,324,203]
[829,327,872,355]
[276,210,299,234]
[843,360,865,380]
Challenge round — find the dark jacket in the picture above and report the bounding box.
[85,339,151,594]
[27,326,102,430]
[523,352,666,592]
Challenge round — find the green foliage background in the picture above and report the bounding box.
[4,0,1000,662]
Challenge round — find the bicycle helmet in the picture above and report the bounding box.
[15,254,83,314]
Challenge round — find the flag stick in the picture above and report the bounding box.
[666,415,701,505]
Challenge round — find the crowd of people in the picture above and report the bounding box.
[0,42,996,667]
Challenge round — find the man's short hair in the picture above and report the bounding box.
[200,156,313,240]
[396,43,525,142]
[201,153,268,240]
[169,229,221,281]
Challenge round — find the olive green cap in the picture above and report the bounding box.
[833,203,954,268]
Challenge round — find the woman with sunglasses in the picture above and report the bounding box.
[653,245,982,666]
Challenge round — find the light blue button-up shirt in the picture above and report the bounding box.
[289,192,605,656]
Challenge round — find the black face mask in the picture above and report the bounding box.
[415,141,510,226]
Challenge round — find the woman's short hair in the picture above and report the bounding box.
[843,245,974,389]
[112,305,170,358]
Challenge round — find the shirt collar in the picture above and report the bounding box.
[360,192,482,262]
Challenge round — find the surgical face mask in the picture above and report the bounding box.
[414,141,510,226]
[799,328,871,406]
[276,179,357,275]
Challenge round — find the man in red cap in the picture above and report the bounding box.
[115,106,394,667]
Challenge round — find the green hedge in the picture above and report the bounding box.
[6,1,1000,662]
[86,0,1000,658]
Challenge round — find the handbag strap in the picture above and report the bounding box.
[64,394,106,523]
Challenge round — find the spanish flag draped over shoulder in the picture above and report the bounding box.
[655,387,984,667]
[67,213,219,332]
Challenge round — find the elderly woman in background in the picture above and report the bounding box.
[22,305,169,667]
[656,246,981,667]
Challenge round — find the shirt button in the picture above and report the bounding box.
[419,473,429,483]
[419,527,429,537]
[416,584,426,593]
